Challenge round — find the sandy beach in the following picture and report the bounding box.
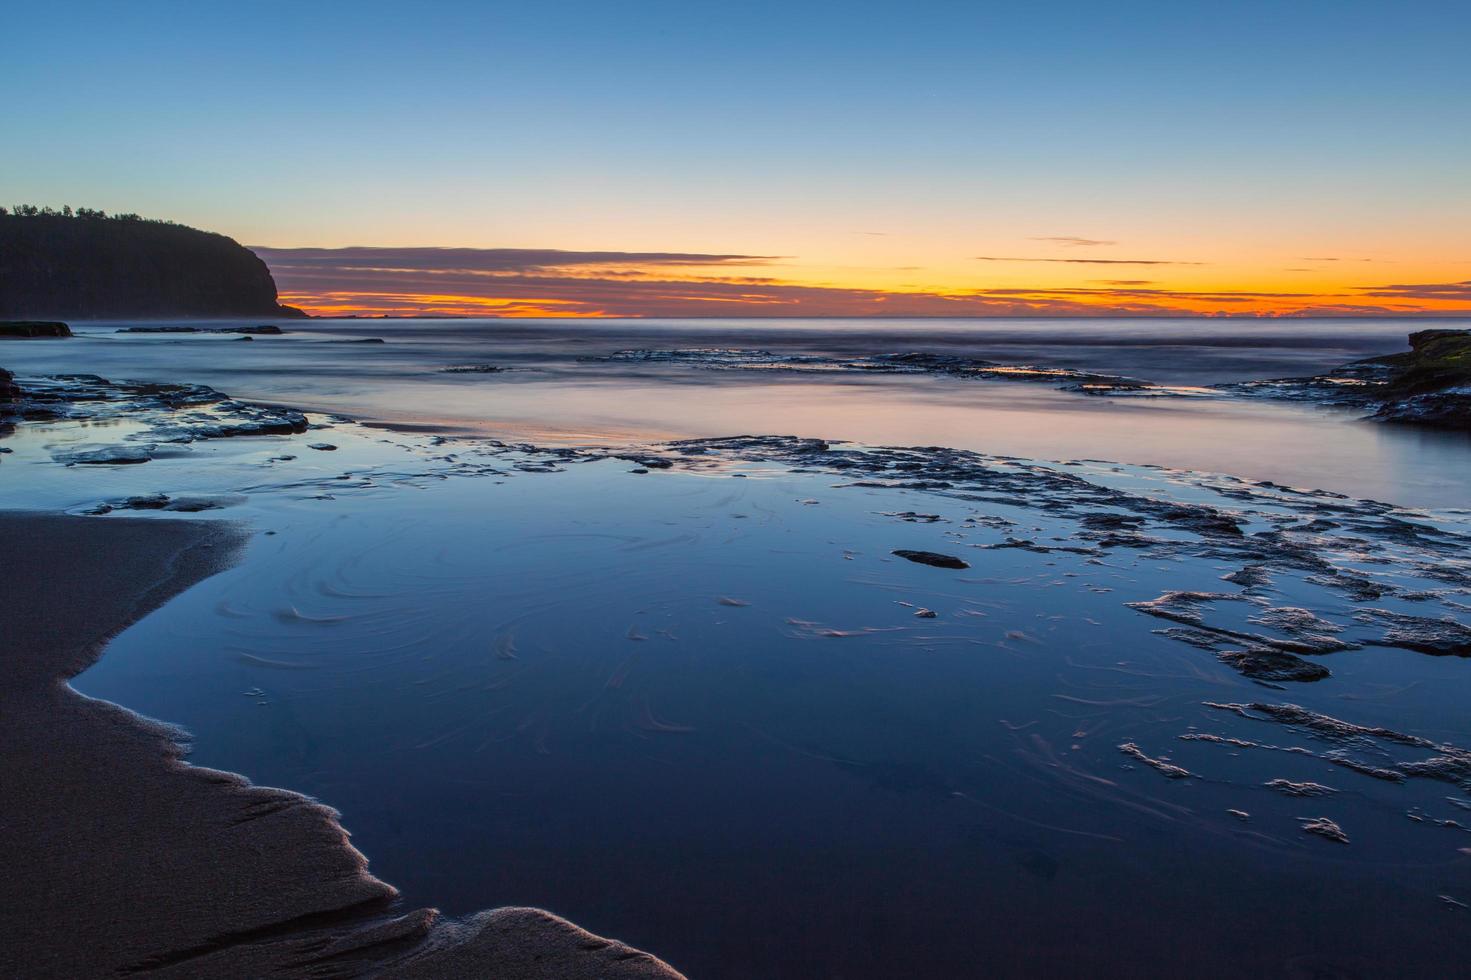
[0,511,683,979]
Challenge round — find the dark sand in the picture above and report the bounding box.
[0,512,684,979]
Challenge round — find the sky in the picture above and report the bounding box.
[5,0,1470,317]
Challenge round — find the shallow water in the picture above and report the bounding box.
[3,320,1471,977]
[2,316,1468,507]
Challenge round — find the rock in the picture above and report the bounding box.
[593,347,1160,394]
[1300,817,1350,843]
[308,443,338,451]
[164,497,226,512]
[1217,648,1331,683]
[1226,329,1471,430]
[1222,564,1272,588]
[1355,609,1471,656]
[122,493,171,510]
[1265,778,1337,797]
[615,455,673,469]
[0,320,72,338]
[57,445,155,465]
[892,549,969,569]
[913,608,938,618]
[117,325,283,335]
[1371,386,1471,429]
[1118,742,1191,778]
[441,364,505,373]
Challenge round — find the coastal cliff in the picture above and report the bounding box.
[0,208,303,319]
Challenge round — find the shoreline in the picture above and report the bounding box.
[0,511,683,978]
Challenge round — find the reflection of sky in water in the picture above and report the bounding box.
[11,408,1457,977]
[4,320,1469,975]
[2,316,1468,507]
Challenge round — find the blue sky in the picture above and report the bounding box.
[5,1,1469,315]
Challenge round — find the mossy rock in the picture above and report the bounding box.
[1364,329,1471,396]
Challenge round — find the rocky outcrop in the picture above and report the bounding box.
[0,320,72,338]
[1364,329,1471,428]
[1224,328,1471,430]
[0,211,304,319]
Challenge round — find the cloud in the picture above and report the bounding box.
[1028,237,1117,247]
[252,246,778,275]
[1355,280,1471,300]
[973,256,1206,265]
[256,244,1469,318]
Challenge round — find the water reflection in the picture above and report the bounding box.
[2,317,1466,507]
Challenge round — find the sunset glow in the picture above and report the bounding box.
[262,247,1471,318]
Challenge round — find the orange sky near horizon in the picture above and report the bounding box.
[266,249,1471,319]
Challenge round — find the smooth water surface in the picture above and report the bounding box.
[3,318,1469,977]
[2,316,1468,507]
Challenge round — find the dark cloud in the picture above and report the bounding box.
[969,286,1318,302]
[1028,236,1117,247]
[973,256,1206,265]
[267,263,1206,317]
[252,246,778,274]
[255,244,1468,318]
[1356,280,1471,300]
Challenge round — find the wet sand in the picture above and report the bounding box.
[0,512,683,979]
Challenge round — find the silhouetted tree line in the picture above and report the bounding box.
[1,204,175,225]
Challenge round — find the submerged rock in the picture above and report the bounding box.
[591,347,1163,394]
[1217,647,1330,683]
[57,445,155,465]
[1300,817,1350,843]
[116,324,283,335]
[1118,742,1191,778]
[892,549,969,569]
[1355,608,1471,656]
[1222,564,1272,588]
[615,454,673,469]
[441,363,505,373]
[1265,778,1337,797]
